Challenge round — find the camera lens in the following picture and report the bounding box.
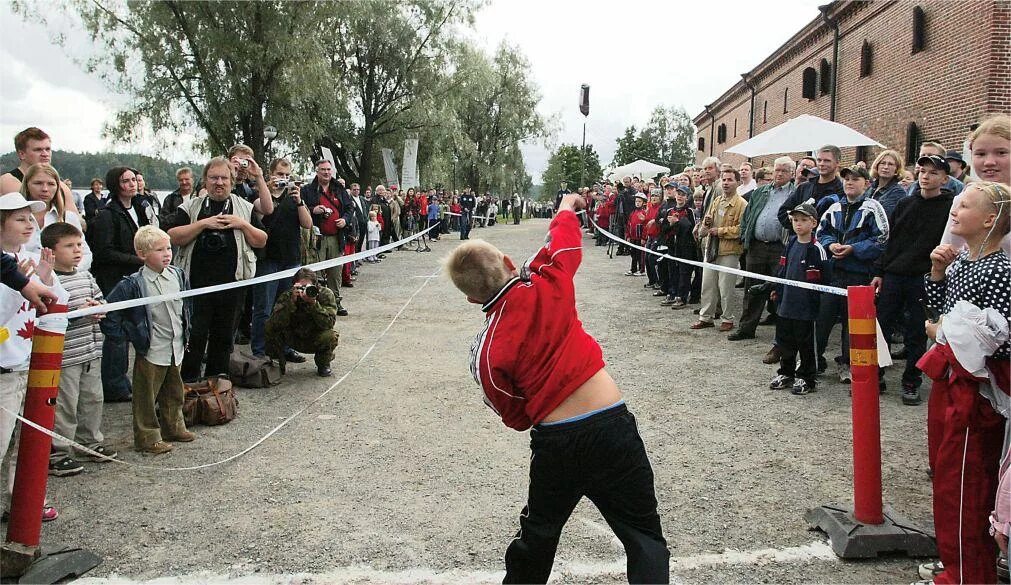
[305,285,319,298]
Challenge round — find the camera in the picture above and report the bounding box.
[199,230,228,253]
[239,159,250,168]
[275,178,290,189]
[304,285,319,298]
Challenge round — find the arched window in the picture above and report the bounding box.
[763,100,768,124]
[860,40,873,77]
[856,145,869,165]
[912,6,926,53]
[733,119,738,138]
[905,122,921,164]
[819,59,832,95]
[802,67,817,100]
[717,124,727,144]
[783,87,789,114]
[698,137,705,152]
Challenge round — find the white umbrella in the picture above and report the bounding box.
[724,114,885,158]
[607,159,670,181]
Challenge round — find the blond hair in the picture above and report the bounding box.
[20,163,65,222]
[970,113,1010,147]
[442,239,513,302]
[134,225,171,253]
[969,181,1011,236]
[870,149,905,181]
[226,144,255,159]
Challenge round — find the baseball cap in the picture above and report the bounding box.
[787,202,818,219]
[0,192,46,213]
[917,154,951,174]
[634,192,648,201]
[663,182,677,190]
[676,185,692,196]
[944,150,966,166]
[801,166,820,178]
[840,165,871,181]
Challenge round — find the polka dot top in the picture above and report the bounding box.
[924,250,1011,360]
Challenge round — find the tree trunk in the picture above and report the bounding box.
[359,132,375,189]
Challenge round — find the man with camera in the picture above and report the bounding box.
[250,158,313,361]
[301,158,352,316]
[265,268,340,377]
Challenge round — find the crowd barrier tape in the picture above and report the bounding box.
[1,265,445,472]
[64,223,439,319]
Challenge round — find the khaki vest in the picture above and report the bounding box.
[174,194,257,281]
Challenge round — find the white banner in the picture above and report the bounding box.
[381,148,400,187]
[401,138,419,189]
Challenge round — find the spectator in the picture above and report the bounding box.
[348,182,368,257]
[920,181,1009,585]
[814,164,889,382]
[89,166,152,402]
[624,193,648,277]
[779,145,844,229]
[731,156,795,342]
[265,268,340,377]
[83,177,108,224]
[794,156,816,186]
[167,156,268,382]
[301,158,352,314]
[227,144,273,215]
[429,194,442,240]
[160,167,195,222]
[691,166,748,332]
[737,162,757,199]
[614,176,636,254]
[511,192,522,224]
[908,141,964,197]
[899,169,915,191]
[250,158,312,361]
[459,187,476,240]
[658,185,698,309]
[865,149,907,219]
[553,180,570,212]
[21,163,93,272]
[754,166,773,188]
[135,172,160,225]
[871,154,954,404]
[1,127,81,218]
[944,150,970,182]
[366,211,381,262]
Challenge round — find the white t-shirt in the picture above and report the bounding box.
[125,205,140,227]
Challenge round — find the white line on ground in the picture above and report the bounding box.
[74,540,837,584]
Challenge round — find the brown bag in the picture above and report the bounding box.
[229,350,282,388]
[183,376,238,426]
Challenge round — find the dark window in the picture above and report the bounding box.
[802,67,817,99]
[698,137,705,151]
[855,145,869,164]
[717,123,727,144]
[733,119,737,138]
[819,59,832,95]
[912,6,926,53]
[783,88,789,113]
[763,100,768,123]
[860,40,873,77]
[905,122,921,164]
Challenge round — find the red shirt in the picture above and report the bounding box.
[318,186,343,236]
[470,210,605,431]
[626,207,647,242]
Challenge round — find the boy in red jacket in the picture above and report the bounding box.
[443,194,669,584]
[625,193,648,276]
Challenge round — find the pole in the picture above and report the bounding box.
[580,119,587,188]
[2,302,68,577]
[846,285,883,525]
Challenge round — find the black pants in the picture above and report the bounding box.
[816,270,871,365]
[672,259,694,301]
[876,272,927,388]
[181,289,242,382]
[739,241,784,334]
[460,210,473,239]
[777,317,817,385]
[630,248,644,273]
[644,241,659,284]
[504,404,669,584]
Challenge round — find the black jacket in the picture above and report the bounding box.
[874,189,954,277]
[160,189,190,223]
[777,177,844,230]
[83,193,109,223]
[87,196,152,294]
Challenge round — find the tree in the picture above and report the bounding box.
[611,105,694,173]
[542,144,603,191]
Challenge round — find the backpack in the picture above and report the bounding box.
[229,349,282,388]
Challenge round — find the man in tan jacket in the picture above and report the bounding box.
[691,165,747,332]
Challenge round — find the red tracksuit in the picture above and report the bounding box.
[918,344,1009,585]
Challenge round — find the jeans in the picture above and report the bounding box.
[876,272,928,388]
[101,336,132,400]
[460,210,473,239]
[181,289,242,382]
[251,259,299,357]
[504,404,669,584]
[816,269,871,365]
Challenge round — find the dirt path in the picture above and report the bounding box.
[34,218,933,584]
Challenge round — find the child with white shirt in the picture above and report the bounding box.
[366,210,381,263]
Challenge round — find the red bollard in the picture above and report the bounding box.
[846,285,884,525]
[2,302,67,577]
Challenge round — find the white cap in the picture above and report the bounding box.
[0,192,46,213]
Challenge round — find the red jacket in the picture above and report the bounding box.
[470,210,605,431]
[626,207,648,243]
[643,202,660,239]
[595,197,615,228]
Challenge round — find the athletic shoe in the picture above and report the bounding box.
[769,375,794,390]
[660,296,678,306]
[624,271,635,276]
[652,290,666,297]
[902,385,922,406]
[48,457,84,477]
[838,364,852,384]
[81,444,118,462]
[42,505,58,522]
[670,300,688,310]
[791,379,816,395]
[636,271,647,277]
[918,561,943,581]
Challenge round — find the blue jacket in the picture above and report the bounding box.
[815,193,890,275]
[100,265,191,357]
[774,235,832,321]
[864,178,906,219]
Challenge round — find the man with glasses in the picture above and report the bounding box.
[301,158,352,316]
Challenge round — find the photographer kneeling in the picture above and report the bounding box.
[265,268,339,377]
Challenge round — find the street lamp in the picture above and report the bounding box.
[452,152,458,193]
[264,125,277,141]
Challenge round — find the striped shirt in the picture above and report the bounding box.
[56,269,104,367]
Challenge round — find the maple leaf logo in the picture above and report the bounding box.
[16,319,34,340]
[16,302,28,314]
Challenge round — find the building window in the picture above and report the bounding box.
[905,122,921,164]
[717,124,727,144]
[698,137,705,152]
[733,119,737,138]
[783,88,789,113]
[802,67,817,100]
[860,40,873,77]
[912,6,926,53]
[819,59,832,95]
[855,145,869,164]
[763,100,768,123]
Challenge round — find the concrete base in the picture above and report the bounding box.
[806,503,938,559]
[0,546,100,583]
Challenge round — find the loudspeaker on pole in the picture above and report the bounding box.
[579,84,590,117]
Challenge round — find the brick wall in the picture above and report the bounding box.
[695,0,1005,168]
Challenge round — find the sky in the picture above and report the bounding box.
[1,0,825,182]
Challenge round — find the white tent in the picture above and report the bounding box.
[724,114,885,158]
[607,159,670,181]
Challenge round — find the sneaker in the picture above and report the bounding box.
[81,444,118,462]
[652,290,667,297]
[670,300,688,310]
[791,379,816,395]
[660,296,677,306]
[42,505,58,522]
[637,271,646,277]
[918,561,943,581]
[624,270,635,276]
[838,363,852,383]
[997,552,1008,582]
[902,385,922,406]
[48,456,84,477]
[769,375,794,390]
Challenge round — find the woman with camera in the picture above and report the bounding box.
[166,156,267,383]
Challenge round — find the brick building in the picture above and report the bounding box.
[693,0,1010,169]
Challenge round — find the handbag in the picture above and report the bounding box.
[229,349,282,388]
[183,376,238,426]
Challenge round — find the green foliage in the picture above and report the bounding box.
[612,105,695,173]
[0,150,202,191]
[542,144,603,191]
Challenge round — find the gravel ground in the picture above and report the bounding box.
[22,218,937,584]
